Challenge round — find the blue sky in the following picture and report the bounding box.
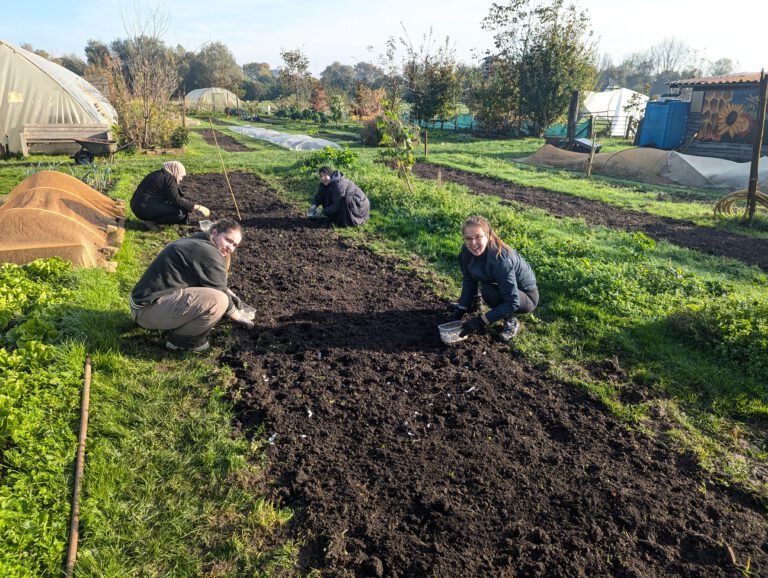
[5,0,766,75]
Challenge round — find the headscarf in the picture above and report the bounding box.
[163,161,187,183]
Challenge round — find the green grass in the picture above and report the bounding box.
[1,118,767,574]
[0,144,297,576]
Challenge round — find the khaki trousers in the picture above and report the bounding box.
[131,287,229,347]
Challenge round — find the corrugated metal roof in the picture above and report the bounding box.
[669,72,763,87]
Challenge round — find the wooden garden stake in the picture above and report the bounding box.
[424,129,428,158]
[746,70,767,223]
[586,116,597,178]
[65,356,92,577]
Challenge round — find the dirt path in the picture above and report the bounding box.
[413,162,768,272]
[180,172,767,577]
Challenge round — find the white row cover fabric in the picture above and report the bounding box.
[184,87,240,113]
[230,126,341,151]
[662,152,768,191]
[581,88,649,137]
[0,40,117,154]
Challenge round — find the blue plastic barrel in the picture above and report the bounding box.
[638,100,690,149]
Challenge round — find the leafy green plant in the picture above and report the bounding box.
[377,102,417,193]
[78,162,114,192]
[300,145,358,173]
[0,259,82,576]
[23,161,114,193]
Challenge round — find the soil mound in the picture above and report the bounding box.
[181,172,768,577]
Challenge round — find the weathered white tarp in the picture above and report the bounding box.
[581,88,648,137]
[230,126,341,151]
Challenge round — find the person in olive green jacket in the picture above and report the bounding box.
[130,218,252,352]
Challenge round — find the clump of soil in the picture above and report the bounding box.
[179,171,768,577]
[413,162,768,272]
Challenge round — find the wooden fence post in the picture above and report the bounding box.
[747,70,767,223]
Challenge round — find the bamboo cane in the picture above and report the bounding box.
[65,356,92,577]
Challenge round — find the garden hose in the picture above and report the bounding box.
[713,189,768,216]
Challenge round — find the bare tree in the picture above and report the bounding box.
[648,37,692,75]
[113,4,179,147]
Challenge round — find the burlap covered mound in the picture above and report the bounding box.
[0,171,124,269]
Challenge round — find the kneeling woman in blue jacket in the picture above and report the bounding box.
[452,215,539,341]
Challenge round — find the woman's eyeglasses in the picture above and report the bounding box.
[463,234,486,244]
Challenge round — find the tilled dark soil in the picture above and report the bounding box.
[178,172,768,577]
[195,128,251,152]
[412,162,768,272]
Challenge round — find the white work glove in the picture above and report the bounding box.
[307,204,318,218]
[194,205,211,218]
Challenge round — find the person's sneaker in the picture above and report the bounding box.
[142,220,161,232]
[499,318,522,342]
[166,340,210,353]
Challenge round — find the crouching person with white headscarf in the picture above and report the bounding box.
[130,161,211,230]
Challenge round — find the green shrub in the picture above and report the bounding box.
[361,118,383,146]
[170,126,190,148]
[114,99,185,149]
[300,145,358,173]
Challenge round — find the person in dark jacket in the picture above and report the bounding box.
[450,215,539,341]
[130,161,210,229]
[129,218,253,352]
[308,166,370,227]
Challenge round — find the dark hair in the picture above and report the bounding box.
[318,166,332,176]
[462,215,511,259]
[210,217,242,236]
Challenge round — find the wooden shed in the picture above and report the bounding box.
[668,73,767,162]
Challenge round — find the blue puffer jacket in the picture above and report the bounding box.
[457,243,537,323]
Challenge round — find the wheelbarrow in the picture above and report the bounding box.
[73,138,133,165]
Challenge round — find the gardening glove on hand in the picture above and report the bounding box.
[448,303,467,322]
[307,204,318,218]
[459,315,486,337]
[232,310,254,329]
[228,291,243,311]
[194,205,211,218]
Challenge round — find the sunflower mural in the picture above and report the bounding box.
[697,88,757,143]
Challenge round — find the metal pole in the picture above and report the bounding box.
[65,356,92,577]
